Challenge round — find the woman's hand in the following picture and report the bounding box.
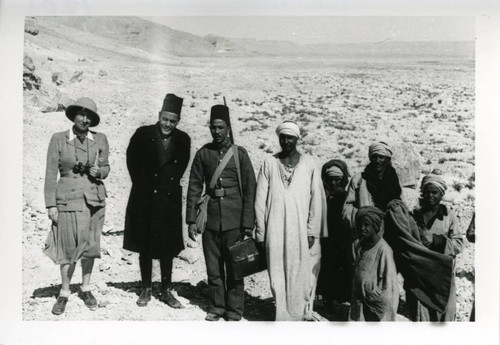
[89,166,100,178]
[308,236,315,249]
[48,207,58,224]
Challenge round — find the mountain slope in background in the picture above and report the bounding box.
[26,16,474,60]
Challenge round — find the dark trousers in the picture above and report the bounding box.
[202,228,244,320]
[139,252,174,291]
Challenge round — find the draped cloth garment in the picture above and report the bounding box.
[255,154,327,321]
[383,200,454,315]
[350,238,399,321]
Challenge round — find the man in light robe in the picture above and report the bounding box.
[255,121,327,321]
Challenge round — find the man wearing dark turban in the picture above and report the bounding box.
[350,206,399,321]
[317,159,353,306]
[343,141,402,232]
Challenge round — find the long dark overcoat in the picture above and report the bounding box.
[123,124,191,258]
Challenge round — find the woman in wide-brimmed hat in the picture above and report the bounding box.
[43,97,110,315]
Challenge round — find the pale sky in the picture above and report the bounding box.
[143,16,474,44]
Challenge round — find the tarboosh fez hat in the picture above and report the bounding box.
[210,104,230,125]
[161,93,183,116]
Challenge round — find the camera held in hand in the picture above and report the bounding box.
[73,162,92,176]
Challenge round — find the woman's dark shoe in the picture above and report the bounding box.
[79,291,98,310]
[160,289,185,309]
[136,288,152,307]
[51,296,68,315]
[205,312,222,321]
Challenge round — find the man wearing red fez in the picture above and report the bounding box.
[186,104,256,321]
[124,93,191,309]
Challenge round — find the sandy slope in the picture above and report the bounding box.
[22,17,474,321]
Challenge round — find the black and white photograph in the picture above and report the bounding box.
[1,0,500,344]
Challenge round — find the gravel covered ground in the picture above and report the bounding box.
[22,16,475,322]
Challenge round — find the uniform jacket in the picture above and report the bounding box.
[123,124,191,258]
[186,139,256,231]
[44,129,110,212]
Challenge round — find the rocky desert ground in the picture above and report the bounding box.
[22,16,475,321]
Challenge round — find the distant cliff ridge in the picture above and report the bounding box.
[26,16,474,60]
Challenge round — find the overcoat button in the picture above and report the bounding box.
[154,190,157,194]
[170,177,174,180]
[167,192,171,196]
[174,160,178,163]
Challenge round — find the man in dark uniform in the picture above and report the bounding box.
[186,104,256,321]
[123,93,191,308]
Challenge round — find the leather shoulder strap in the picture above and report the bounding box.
[233,145,243,195]
[209,148,234,190]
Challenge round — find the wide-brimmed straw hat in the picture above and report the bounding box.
[65,97,100,127]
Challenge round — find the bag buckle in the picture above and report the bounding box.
[247,253,255,262]
[214,188,225,197]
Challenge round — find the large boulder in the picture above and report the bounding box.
[51,72,63,86]
[69,71,83,83]
[23,55,41,90]
[23,55,35,73]
[57,93,74,111]
[391,142,421,188]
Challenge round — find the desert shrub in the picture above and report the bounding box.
[452,181,463,192]
[344,151,354,159]
[241,124,261,133]
[445,147,463,154]
[303,146,313,155]
[465,172,475,189]
[426,159,432,165]
[431,139,445,145]
[258,143,266,150]
[430,168,443,175]
[438,158,446,164]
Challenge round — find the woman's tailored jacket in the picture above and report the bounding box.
[123,125,191,258]
[186,141,256,231]
[44,130,110,212]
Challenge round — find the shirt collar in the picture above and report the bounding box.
[68,128,94,142]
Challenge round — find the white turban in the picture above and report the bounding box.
[276,121,301,139]
[369,141,393,158]
[421,175,447,195]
